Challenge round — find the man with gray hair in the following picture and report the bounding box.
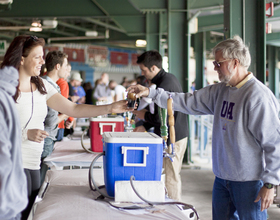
[127,35,280,219]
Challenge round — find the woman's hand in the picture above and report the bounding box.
[27,129,49,143]
[110,100,132,114]
[127,84,150,98]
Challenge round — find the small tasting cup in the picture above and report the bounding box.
[127,93,136,109]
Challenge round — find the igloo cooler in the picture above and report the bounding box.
[90,116,124,152]
[102,132,163,197]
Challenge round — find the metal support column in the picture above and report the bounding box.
[194,32,206,90]
[167,0,188,91]
[224,0,266,83]
[268,46,279,98]
[146,13,159,51]
[159,12,167,57]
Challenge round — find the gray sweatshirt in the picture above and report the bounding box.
[0,67,28,219]
[149,73,280,185]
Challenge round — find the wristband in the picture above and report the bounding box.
[22,128,28,141]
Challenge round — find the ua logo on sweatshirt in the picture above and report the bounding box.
[221,101,235,120]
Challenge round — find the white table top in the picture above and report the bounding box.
[44,137,102,169]
[32,169,192,220]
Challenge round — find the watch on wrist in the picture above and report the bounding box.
[264,183,274,189]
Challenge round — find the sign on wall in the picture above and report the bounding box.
[110,51,129,65]
[43,46,60,58]
[63,48,85,62]
[86,45,109,67]
[131,53,139,66]
[0,40,6,56]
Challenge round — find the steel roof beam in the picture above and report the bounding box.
[57,20,92,32]
[82,17,126,33]
[90,0,126,32]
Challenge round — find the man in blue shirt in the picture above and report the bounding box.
[69,72,86,104]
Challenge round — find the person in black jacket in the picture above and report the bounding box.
[133,50,188,201]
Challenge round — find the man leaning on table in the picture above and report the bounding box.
[127,36,280,220]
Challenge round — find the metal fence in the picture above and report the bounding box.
[189,115,213,163]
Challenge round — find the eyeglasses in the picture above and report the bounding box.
[213,59,231,68]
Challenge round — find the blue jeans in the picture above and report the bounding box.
[40,137,54,185]
[41,137,54,159]
[212,177,267,220]
[56,128,64,141]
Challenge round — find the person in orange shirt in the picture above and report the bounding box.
[56,63,75,141]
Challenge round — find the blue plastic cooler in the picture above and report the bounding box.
[102,132,163,197]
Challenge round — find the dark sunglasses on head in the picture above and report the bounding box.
[29,35,38,41]
[23,35,39,48]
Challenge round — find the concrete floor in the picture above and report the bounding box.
[180,156,280,220]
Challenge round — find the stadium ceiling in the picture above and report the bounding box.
[0,0,280,48]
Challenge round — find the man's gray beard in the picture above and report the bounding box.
[221,74,232,83]
[220,66,235,83]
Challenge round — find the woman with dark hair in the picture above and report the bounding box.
[1,35,130,220]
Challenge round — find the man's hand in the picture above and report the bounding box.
[254,186,274,211]
[65,120,74,129]
[127,84,149,98]
[133,125,146,132]
[27,129,49,143]
[133,109,147,120]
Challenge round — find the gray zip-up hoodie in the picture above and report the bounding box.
[149,73,280,185]
[0,67,28,219]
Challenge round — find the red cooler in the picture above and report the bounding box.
[90,116,124,152]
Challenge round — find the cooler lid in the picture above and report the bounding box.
[102,132,163,144]
[90,115,124,122]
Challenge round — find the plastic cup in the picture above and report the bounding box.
[127,93,136,109]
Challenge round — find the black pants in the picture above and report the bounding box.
[21,169,40,220]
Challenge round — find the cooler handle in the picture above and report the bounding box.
[99,123,116,135]
[121,146,149,167]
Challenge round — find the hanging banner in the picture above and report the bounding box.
[131,53,140,66]
[110,51,129,65]
[266,2,274,17]
[43,46,60,58]
[63,48,85,62]
[86,45,109,67]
